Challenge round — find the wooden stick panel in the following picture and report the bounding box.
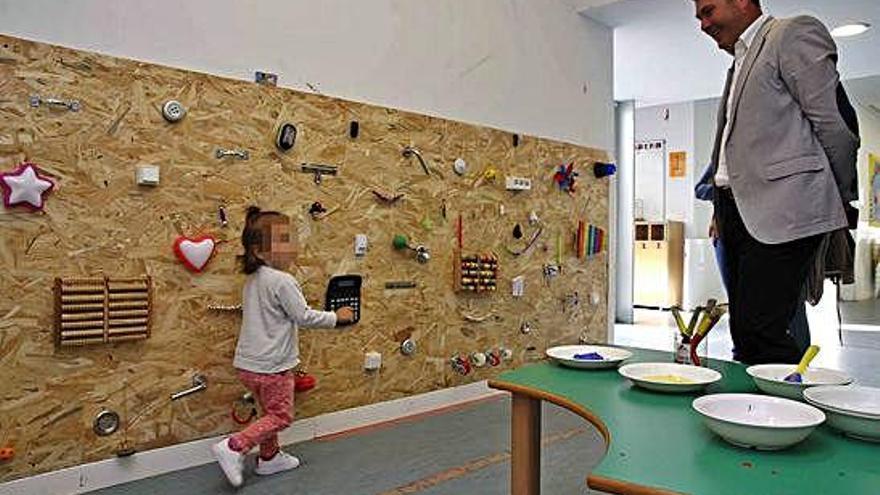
[54,276,152,346]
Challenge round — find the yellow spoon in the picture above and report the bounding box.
[783,345,820,383]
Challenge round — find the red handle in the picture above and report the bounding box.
[231,405,257,425]
[689,334,704,367]
[0,447,14,461]
[294,372,317,392]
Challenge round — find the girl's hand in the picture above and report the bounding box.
[335,307,355,324]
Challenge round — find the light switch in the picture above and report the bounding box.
[136,165,160,186]
[505,176,532,191]
[354,234,368,257]
[364,351,382,371]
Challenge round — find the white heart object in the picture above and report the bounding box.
[175,237,216,272]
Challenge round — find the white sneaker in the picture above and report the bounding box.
[212,439,244,487]
[254,451,301,476]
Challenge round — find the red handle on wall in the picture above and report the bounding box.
[294,371,317,392]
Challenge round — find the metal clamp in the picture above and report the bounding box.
[402,146,430,175]
[301,163,338,185]
[414,245,430,264]
[215,148,249,160]
[30,94,81,112]
[170,374,207,401]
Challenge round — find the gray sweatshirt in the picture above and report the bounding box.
[233,266,337,373]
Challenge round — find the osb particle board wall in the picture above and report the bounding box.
[0,33,609,481]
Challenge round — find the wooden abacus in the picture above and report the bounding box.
[454,252,499,293]
[54,276,152,346]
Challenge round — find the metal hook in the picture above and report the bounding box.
[215,148,249,160]
[402,146,430,175]
[30,94,81,112]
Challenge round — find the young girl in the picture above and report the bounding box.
[213,206,354,487]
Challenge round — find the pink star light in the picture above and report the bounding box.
[0,162,55,211]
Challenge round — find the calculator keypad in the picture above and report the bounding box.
[329,291,360,322]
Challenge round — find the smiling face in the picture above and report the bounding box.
[694,0,759,53]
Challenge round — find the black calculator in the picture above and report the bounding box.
[324,274,362,325]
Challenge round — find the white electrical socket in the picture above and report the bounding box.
[364,351,382,371]
[505,176,532,191]
[354,234,368,257]
[135,164,160,186]
[511,275,525,297]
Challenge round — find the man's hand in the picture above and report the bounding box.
[335,307,355,324]
[709,216,719,240]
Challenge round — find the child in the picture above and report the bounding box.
[213,206,354,487]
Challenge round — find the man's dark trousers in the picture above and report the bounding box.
[716,188,822,364]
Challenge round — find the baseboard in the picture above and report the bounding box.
[0,381,505,495]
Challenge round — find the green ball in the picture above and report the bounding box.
[392,234,409,250]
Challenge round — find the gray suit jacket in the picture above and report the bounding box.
[711,16,860,244]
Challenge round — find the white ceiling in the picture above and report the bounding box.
[580,0,880,106]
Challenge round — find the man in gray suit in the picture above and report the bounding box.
[694,0,860,364]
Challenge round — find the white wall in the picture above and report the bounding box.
[634,101,695,234]
[590,0,880,106]
[693,97,720,239]
[0,0,613,151]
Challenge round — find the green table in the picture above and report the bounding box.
[488,348,880,495]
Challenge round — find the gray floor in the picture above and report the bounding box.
[81,305,880,495]
[840,298,880,325]
[86,397,607,495]
[840,298,880,350]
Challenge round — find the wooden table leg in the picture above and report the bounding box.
[511,393,541,495]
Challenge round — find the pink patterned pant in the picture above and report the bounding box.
[229,369,295,459]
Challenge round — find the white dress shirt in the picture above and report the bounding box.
[715,14,770,188]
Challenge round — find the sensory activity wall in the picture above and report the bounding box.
[0,34,610,481]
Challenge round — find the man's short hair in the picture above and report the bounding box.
[694,0,761,7]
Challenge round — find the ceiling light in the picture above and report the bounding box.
[831,23,871,38]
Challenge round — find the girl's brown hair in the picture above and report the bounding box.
[240,206,290,274]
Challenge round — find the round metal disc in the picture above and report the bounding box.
[400,338,416,356]
[453,158,467,176]
[93,409,120,436]
[162,100,186,122]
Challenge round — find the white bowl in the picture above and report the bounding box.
[546,345,633,370]
[746,364,852,400]
[618,362,721,393]
[693,394,825,450]
[804,386,880,442]
[802,385,880,418]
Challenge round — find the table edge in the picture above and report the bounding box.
[487,378,685,495]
